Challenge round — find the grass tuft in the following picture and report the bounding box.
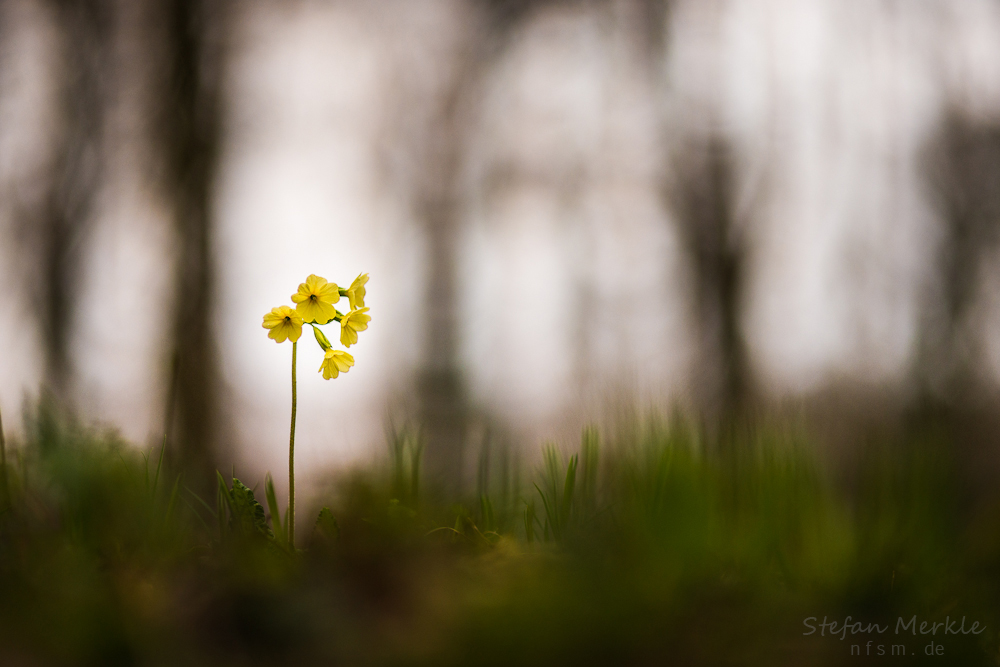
[0,399,997,664]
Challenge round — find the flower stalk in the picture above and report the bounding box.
[261,272,370,550]
[288,340,298,547]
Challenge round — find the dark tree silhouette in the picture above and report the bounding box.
[920,112,1000,404]
[38,0,113,397]
[670,134,749,425]
[888,110,1000,487]
[412,0,538,492]
[151,0,230,490]
[414,0,672,489]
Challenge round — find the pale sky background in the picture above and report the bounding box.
[4,0,1000,487]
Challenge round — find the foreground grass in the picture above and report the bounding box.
[0,404,998,665]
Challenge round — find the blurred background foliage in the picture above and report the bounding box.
[1,399,999,664]
[5,0,1000,495]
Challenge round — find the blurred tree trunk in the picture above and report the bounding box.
[38,0,112,399]
[909,111,1000,487]
[637,0,671,58]
[920,112,1000,404]
[414,2,484,494]
[671,135,749,426]
[417,0,670,489]
[659,0,750,429]
[415,0,550,493]
[151,0,230,490]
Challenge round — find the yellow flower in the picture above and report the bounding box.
[345,273,369,311]
[292,274,339,324]
[318,349,354,380]
[339,307,370,347]
[262,305,303,343]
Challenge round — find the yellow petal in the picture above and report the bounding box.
[348,273,368,310]
[305,274,327,291]
[340,324,358,347]
[317,282,340,304]
[352,308,371,330]
[295,300,334,325]
[264,306,297,331]
[317,301,337,321]
[332,351,353,372]
[319,348,345,379]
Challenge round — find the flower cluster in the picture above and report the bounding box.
[262,273,370,379]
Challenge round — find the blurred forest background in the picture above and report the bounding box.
[4,0,1000,495]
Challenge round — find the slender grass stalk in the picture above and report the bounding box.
[288,340,298,547]
[265,473,285,547]
[0,404,8,508]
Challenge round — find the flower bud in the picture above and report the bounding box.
[312,325,332,351]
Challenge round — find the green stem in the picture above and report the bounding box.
[289,340,297,547]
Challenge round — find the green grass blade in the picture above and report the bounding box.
[561,454,578,529]
[524,500,536,543]
[182,495,211,532]
[216,471,231,537]
[185,485,216,518]
[410,441,423,505]
[119,452,136,487]
[581,426,599,514]
[533,482,555,538]
[480,494,495,532]
[164,474,181,524]
[152,434,166,499]
[264,472,285,547]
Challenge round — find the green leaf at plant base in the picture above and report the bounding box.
[229,477,274,540]
[313,507,339,545]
